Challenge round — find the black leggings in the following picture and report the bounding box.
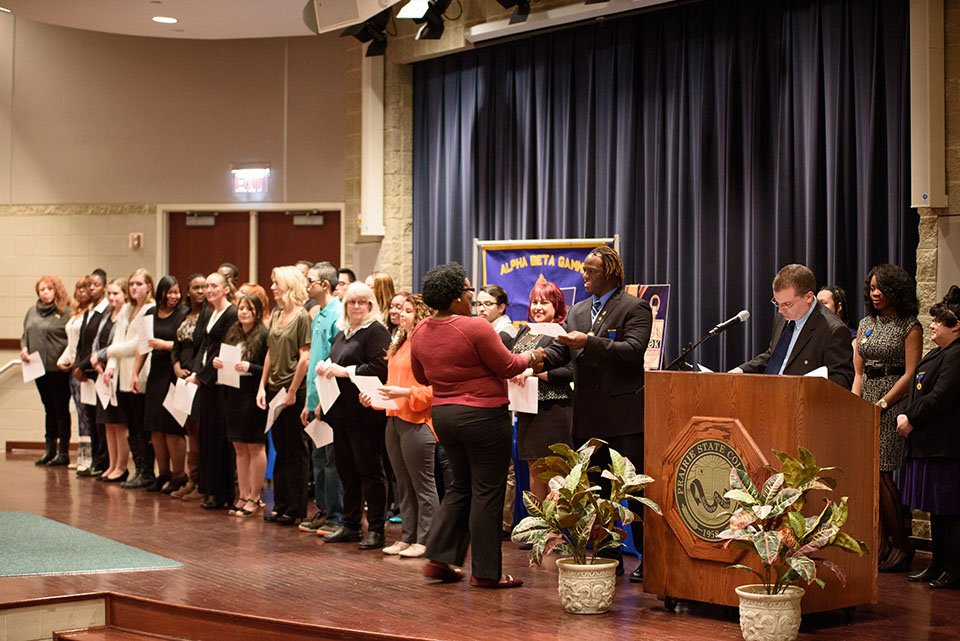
[35,371,71,450]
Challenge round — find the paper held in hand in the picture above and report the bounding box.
[525,323,567,338]
[508,377,538,414]
[314,368,340,415]
[95,373,113,409]
[162,384,189,427]
[352,375,399,410]
[304,419,334,448]
[80,379,97,405]
[21,352,45,383]
[137,315,154,354]
[172,378,198,414]
[217,343,242,388]
[265,387,287,432]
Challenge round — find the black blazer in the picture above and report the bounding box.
[191,304,239,387]
[74,300,108,377]
[739,301,854,390]
[542,288,652,439]
[904,338,960,460]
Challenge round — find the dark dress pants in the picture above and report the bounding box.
[331,416,387,534]
[426,404,512,581]
[35,371,71,451]
[118,391,154,476]
[270,388,309,519]
[197,384,234,504]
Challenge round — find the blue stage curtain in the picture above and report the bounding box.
[412,0,914,368]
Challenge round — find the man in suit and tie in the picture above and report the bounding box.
[540,245,652,581]
[732,263,854,389]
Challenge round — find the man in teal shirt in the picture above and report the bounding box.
[299,261,343,534]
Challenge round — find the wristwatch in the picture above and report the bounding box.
[878,398,888,410]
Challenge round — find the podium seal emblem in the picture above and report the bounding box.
[674,439,746,541]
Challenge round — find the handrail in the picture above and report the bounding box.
[0,359,22,377]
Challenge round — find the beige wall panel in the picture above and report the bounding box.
[11,20,291,204]
[0,14,12,204]
[285,35,347,203]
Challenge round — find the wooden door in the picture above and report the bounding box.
[256,211,340,287]
[168,212,250,287]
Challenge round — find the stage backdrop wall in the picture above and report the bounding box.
[412,0,915,369]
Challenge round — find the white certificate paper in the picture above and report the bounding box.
[162,383,189,427]
[508,377,539,414]
[95,373,113,409]
[265,387,287,433]
[21,352,45,383]
[304,419,335,448]
[352,375,399,410]
[137,315,154,354]
[216,343,242,388]
[80,379,97,405]
[525,323,567,338]
[315,370,341,415]
[173,378,198,414]
[804,366,828,379]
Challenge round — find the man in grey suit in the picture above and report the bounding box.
[732,263,854,390]
[540,246,652,581]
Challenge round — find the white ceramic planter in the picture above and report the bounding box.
[555,557,619,614]
[735,584,805,641]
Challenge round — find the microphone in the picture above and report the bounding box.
[708,310,750,336]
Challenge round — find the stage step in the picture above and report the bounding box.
[55,627,180,641]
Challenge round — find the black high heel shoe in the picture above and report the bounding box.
[99,470,129,483]
[909,564,943,582]
[879,546,915,573]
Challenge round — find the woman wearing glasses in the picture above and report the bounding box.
[853,264,922,572]
[896,286,960,589]
[410,262,543,589]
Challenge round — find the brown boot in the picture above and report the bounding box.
[173,479,198,499]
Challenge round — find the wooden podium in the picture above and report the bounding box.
[643,371,879,613]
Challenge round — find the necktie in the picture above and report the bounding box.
[764,320,796,375]
[591,297,602,323]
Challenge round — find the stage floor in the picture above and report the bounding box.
[1,452,958,641]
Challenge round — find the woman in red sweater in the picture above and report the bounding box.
[410,262,543,588]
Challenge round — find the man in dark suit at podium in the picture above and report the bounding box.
[540,246,652,581]
[732,263,854,390]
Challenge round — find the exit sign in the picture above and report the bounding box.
[232,167,270,193]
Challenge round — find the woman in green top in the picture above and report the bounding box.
[257,265,312,526]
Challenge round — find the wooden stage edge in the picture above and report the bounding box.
[2,452,959,641]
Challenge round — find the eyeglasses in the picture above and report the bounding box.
[472,300,498,308]
[307,278,322,285]
[347,299,370,307]
[771,296,798,311]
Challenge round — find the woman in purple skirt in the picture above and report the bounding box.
[896,285,960,589]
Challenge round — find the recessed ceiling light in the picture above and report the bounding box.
[152,16,178,24]
[0,7,12,13]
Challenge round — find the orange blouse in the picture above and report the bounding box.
[386,340,434,436]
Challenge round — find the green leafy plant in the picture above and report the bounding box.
[717,447,869,595]
[511,438,662,566]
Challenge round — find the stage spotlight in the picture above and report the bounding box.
[397,0,452,40]
[339,8,393,57]
[494,0,530,25]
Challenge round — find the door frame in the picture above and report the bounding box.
[156,202,345,283]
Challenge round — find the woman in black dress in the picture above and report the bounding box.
[170,273,206,499]
[897,286,960,589]
[216,294,269,517]
[509,280,573,500]
[134,276,189,493]
[186,272,238,510]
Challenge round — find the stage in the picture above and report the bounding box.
[0,452,957,641]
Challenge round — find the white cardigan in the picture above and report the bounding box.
[106,302,155,393]
[56,313,85,369]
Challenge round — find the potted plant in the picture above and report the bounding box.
[511,438,661,614]
[717,447,869,641]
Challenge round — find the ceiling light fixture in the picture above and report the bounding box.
[0,7,12,13]
[397,0,452,41]
[339,8,393,57]
[151,16,178,24]
[494,0,530,25]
